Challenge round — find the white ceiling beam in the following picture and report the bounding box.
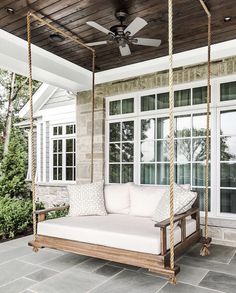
[0,29,92,92]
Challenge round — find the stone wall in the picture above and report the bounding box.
[76,57,236,183]
[36,184,69,208]
[76,56,236,246]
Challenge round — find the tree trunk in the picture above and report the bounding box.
[3,72,16,156]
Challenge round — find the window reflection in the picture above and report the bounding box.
[141,141,155,162]
[221,110,236,136]
[175,115,191,138]
[157,117,169,139]
[141,119,155,140]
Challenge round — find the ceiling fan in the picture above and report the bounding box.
[86,11,161,56]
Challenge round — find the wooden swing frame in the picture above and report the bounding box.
[27,0,211,283]
[29,196,200,279]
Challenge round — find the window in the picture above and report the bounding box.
[107,79,236,219]
[109,120,134,183]
[140,113,211,210]
[109,98,134,115]
[140,86,206,112]
[220,110,236,213]
[52,124,76,181]
[221,81,236,101]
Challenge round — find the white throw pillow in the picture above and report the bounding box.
[104,183,133,214]
[129,185,167,217]
[67,181,107,216]
[152,183,197,223]
[181,184,191,191]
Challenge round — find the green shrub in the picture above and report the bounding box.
[0,127,28,198]
[46,204,69,220]
[0,196,32,239]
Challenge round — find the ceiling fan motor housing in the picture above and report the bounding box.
[115,11,128,23]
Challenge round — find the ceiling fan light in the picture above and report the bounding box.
[49,33,65,42]
[5,7,15,14]
[224,16,231,22]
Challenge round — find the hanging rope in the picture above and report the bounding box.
[90,52,96,183]
[168,0,176,285]
[27,12,37,250]
[26,11,96,248]
[199,0,212,256]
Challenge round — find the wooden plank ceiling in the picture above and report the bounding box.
[0,0,235,71]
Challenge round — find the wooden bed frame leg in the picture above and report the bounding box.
[28,240,44,253]
[149,264,180,283]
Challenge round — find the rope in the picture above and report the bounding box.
[90,52,96,183]
[27,12,37,248]
[199,0,211,257]
[168,0,176,284]
[29,12,94,53]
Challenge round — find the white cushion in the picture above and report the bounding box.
[181,184,191,191]
[104,183,133,214]
[67,181,107,216]
[38,214,196,255]
[129,185,167,217]
[152,184,197,223]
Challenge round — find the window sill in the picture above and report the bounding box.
[200,216,236,229]
[37,181,76,187]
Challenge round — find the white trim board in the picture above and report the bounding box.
[0,29,91,92]
[95,39,236,85]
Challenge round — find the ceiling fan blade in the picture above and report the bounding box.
[124,17,147,36]
[133,38,161,47]
[119,44,131,56]
[86,41,108,46]
[86,21,114,35]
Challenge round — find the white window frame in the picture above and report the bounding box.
[49,123,76,184]
[105,75,236,220]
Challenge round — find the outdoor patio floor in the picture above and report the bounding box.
[0,236,235,293]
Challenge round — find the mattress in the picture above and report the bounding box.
[37,214,197,255]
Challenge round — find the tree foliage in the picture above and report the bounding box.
[0,127,28,198]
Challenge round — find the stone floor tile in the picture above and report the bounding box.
[108,261,140,271]
[178,256,236,276]
[4,236,33,248]
[25,268,58,282]
[199,271,236,293]
[186,243,236,264]
[19,250,62,265]
[0,260,40,286]
[229,253,236,264]
[177,264,209,286]
[90,269,167,293]
[0,277,36,293]
[76,257,108,272]
[30,266,107,293]
[95,264,123,277]
[0,246,32,264]
[0,278,36,293]
[41,253,89,272]
[158,282,223,293]
[0,244,13,253]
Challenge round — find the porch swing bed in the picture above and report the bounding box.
[27,0,212,284]
[31,187,200,279]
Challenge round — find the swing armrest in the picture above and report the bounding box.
[35,205,70,215]
[154,207,199,228]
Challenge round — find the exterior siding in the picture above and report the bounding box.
[40,123,43,182]
[45,121,50,182]
[41,88,74,110]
